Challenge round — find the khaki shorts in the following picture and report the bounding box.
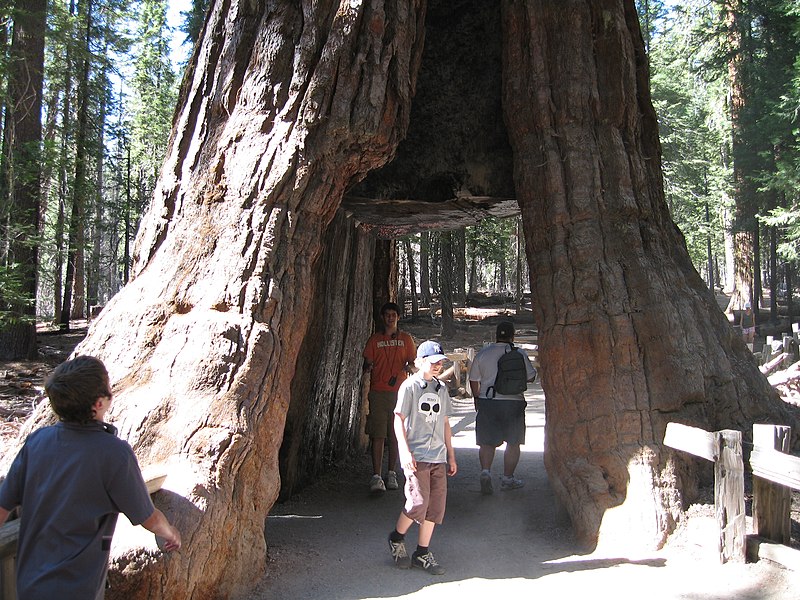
[365,390,396,438]
[403,462,447,525]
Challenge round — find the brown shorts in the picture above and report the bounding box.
[365,390,396,438]
[403,462,447,525]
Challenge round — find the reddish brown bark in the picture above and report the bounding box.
[67,2,426,597]
[501,0,795,551]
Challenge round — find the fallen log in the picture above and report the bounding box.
[760,353,789,376]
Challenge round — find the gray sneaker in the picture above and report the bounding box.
[388,537,411,569]
[500,475,524,491]
[370,474,386,492]
[412,551,445,575]
[386,470,399,490]
[480,472,493,495]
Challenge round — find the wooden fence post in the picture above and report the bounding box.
[0,519,19,600]
[752,424,792,544]
[714,429,746,563]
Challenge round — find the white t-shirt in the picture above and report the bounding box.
[468,342,536,400]
[395,373,452,463]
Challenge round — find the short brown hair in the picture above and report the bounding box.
[45,356,111,423]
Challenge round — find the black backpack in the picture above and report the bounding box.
[487,343,529,397]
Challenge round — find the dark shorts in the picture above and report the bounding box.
[475,398,526,447]
[403,462,447,524]
[365,390,396,438]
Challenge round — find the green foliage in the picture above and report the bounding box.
[643,0,800,288]
[0,262,35,326]
[180,0,208,48]
[648,2,731,273]
[130,0,177,196]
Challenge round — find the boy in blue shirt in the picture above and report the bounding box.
[0,355,181,599]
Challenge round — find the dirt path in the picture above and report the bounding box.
[1,318,796,598]
[245,375,794,600]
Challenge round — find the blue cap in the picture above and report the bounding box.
[417,340,447,362]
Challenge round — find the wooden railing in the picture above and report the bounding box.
[0,464,168,600]
[665,422,800,566]
[0,520,19,599]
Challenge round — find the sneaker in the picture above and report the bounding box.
[480,472,493,495]
[412,551,445,575]
[386,470,399,490]
[370,474,386,492]
[500,475,524,491]
[388,537,411,569]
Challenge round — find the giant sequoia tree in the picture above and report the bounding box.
[28,0,796,597]
[502,0,795,550]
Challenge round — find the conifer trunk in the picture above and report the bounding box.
[501,0,795,550]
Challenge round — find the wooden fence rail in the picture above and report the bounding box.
[664,422,800,568]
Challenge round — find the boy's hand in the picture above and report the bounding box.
[399,451,416,473]
[447,455,457,477]
[156,524,182,552]
[143,509,182,552]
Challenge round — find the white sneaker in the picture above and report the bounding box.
[386,470,399,490]
[370,474,386,492]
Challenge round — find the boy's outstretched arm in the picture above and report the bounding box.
[141,508,182,551]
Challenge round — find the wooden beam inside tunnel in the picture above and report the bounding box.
[341,195,520,237]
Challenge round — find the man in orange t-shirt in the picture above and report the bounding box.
[363,302,416,492]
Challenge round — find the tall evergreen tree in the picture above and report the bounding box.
[0,0,46,358]
[130,0,176,214]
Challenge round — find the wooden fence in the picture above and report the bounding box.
[0,465,167,600]
[665,422,800,567]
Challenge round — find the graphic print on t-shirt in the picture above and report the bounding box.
[417,392,441,423]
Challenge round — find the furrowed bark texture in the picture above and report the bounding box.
[278,211,375,499]
[501,0,796,551]
[68,2,425,597]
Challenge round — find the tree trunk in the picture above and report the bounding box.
[754,225,761,313]
[278,212,374,499]
[786,263,795,324]
[52,3,425,597]
[88,59,108,314]
[454,228,466,306]
[516,215,523,313]
[723,200,735,294]
[440,230,455,338]
[430,232,439,295]
[0,0,46,359]
[501,0,795,551]
[769,225,777,323]
[61,0,94,328]
[372,238,398,322]
[468,253,476,295]
[68,0,92,322]
[725,0,758,314]
[404,237,419,319]
[420,231,431,307]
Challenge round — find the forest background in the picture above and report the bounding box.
[1,0,800,358]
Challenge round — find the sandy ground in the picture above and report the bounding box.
[246,336,796,600]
